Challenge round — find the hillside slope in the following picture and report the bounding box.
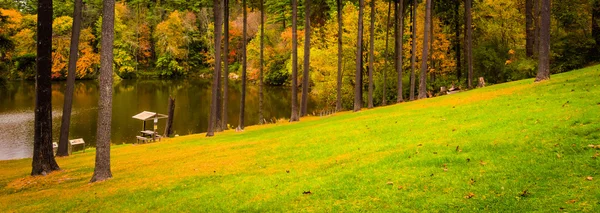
[1,66,600,212]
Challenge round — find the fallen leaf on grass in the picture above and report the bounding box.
[520,190,529,197]
[586,176,593,181]
[387,181,394,185]
[566,199,577,204]
[588,145,600,149]
[469,178,476,185]
[397,186,404,190]
[592,152,599,159]
[303,191,312,195]
[464,192,475,199]
[480,160,487,166]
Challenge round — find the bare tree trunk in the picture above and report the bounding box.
[336,0,343,111]
[207,0,223,136]
[291,0,300,121]
[164,96,175,137]
[465,0,473,88]
[526,0,535,57]
[592,0,600,57]
[57,0,83,157]
[382,1,391,106]
[354,0,365,112]
[429,2,434,82]
[409,0,416,101]
[215,3,223,132]
[535,0,551,82]
[418,0,431,99]
[534,0,541,58]
[367,0,375,108]
[238,0,248,129]
[455,0,461,83]
[396,0,405,103]
[259,0,265,124]
[91,0,115,182]
[301,0,311,116]
[222,0,230,130]
[32,0,60,176]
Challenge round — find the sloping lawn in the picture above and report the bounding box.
[1,66,600,212]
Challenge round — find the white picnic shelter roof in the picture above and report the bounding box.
[132,111,168,121]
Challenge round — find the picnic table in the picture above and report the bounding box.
[132,111,168,143]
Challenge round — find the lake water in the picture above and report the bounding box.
[0,79,318,160]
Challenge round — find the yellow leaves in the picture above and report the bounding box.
[0,9,23,34]
[402,3,455,75]
[76,28,100,78]
[12,28,35,56]
[51,16,99,79]
[154,10,194,60]
[586,176,593,181]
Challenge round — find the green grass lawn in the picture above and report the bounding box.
[1,66,600,212]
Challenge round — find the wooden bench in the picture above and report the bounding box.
[136,136,151,144]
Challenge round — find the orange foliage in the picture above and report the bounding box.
[137,23,152,66]
[51,16,99,79]
[0,9,23,34]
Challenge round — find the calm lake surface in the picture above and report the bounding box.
[0,79,318,160]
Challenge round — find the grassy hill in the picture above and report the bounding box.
[1,66,600,212]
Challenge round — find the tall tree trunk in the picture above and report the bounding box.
[455,0,461,83]
[382,1,391,106]
[57,0,83,157]
[409,0,416,101]
[283,13,286,29]
[301,0,311,116]
[222,0,230,130]
[418,0,431,99]
[215,0,223,132]
[291,0,300,121]
[534,0,541,58]
[336,0,343,111]
[465,0,473,88]
[593,0,600,57]
[429,2,434,82]
[526,0,535,57]
[90,0,115,182]
[354,0,365,112]
[32,0,60,176]
[367,0,375,108]
[239,0,248,129]
[259,0,265,124]
[396,0,405,103]
[207,0,223,136]
[536,0,550,81]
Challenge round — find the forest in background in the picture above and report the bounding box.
[1,0,599,108]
